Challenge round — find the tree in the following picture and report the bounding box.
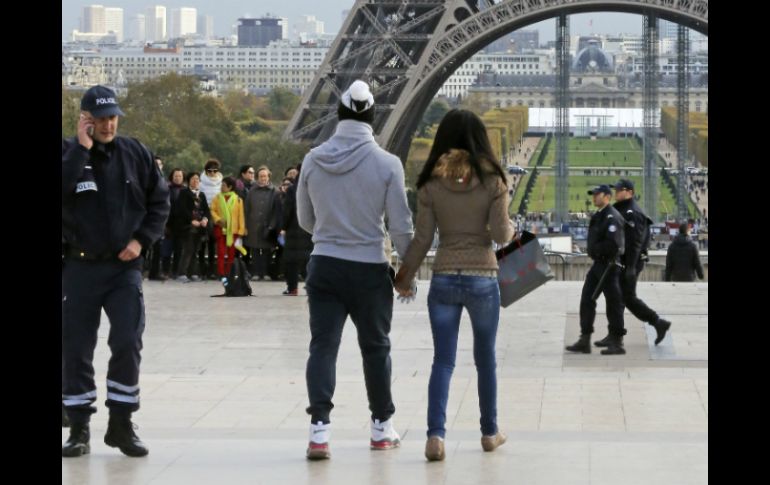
[61,88,82,138]
[266,87,300,120]
[417,99,451,137]
[237,133,310,177]
[459,92,493,116]
[166,141,207,176]
[119,73,240,168]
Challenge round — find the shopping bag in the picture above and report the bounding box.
[495,231,554,307]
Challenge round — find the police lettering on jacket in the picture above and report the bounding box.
[586,205,625,263]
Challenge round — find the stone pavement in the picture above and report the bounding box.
[62,279,707,485]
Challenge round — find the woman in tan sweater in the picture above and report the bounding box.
[395,109,514,461]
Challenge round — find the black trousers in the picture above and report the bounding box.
[620,263,659,325]
[305,256,395,424]
[284,256,309,291]
[62,259,145,424]
[579,262,625,337]
[249,248,273,278]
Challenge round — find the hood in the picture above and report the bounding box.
[432,149,499,192]
[308,120,377,175]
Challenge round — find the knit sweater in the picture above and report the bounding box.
[400,149,514,281]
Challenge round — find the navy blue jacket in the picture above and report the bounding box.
[62,136,170,256]
[586,204,625,264]
[613,198,653,268]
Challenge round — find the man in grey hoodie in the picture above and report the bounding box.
[296,80,414,460]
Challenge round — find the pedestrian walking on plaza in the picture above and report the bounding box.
[566,184,626,355]
[62,85,169,457]
[606,179,671,347]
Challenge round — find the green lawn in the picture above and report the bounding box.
[519,175,698,217]
[510,172,531,212]
[541,137,643,168]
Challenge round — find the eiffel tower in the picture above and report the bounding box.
[285,0,707,161]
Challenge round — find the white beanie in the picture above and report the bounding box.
[340,80,374,113]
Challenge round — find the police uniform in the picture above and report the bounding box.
[62,86,169,457]
[611,179,671,346]
[567,184,625,354]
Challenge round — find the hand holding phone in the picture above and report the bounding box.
[78,114,95,149]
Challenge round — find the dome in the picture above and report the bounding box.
[572,42,613,72]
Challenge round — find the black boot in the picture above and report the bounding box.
[62,405,70,428]
[62,422,90,457]
[653,318,672,345]
[566,334,592,353]
[600,336,626,355]
[594,335,612,347]
[104,415,149,457]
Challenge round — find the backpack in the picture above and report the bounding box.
[224,258,252,297]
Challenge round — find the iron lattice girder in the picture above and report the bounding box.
[290,76,410,140]
[286,0,708,157]
[554,13,570,223]
[642,12,659,222]
[330,4,445,70]
[676,24,689,221]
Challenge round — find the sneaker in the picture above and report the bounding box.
[370,418,400,450]
[306,421,331,460]
[175,275,190,283]
[481,431,506,452]
[282,289,299,296]
[425,436,445,461]
[190,275,202,282]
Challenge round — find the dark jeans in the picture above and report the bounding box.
[62,259,145,423]
[579,262,625,336]
[305,255,395,424]
[620,263,659,325]
[426,274,500,438]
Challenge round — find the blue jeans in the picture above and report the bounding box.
[426,274,500,438]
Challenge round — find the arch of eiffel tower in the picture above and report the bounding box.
[285,0,707,162]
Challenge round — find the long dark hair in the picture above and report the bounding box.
[416,109,507,189]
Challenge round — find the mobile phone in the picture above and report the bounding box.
[86,125,94,137]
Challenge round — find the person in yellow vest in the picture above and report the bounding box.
[210,176,246,277]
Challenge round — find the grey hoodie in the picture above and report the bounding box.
[297,120,414,263]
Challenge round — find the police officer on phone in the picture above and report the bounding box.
[566,184,626,355]
[62,85,169,457]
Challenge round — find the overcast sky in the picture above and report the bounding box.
[62,1,650,42]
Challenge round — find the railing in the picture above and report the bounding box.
[394,251,708,282]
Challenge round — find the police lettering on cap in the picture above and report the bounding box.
[587,184,613,196]
[80,85,125,118]
[614,179,635,191]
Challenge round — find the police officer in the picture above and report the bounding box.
[597,179,671,348]
[566,184,626,355]
[62,85,170,457]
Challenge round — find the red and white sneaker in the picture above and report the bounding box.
[306,421,331,460]
[370,418,400,450]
